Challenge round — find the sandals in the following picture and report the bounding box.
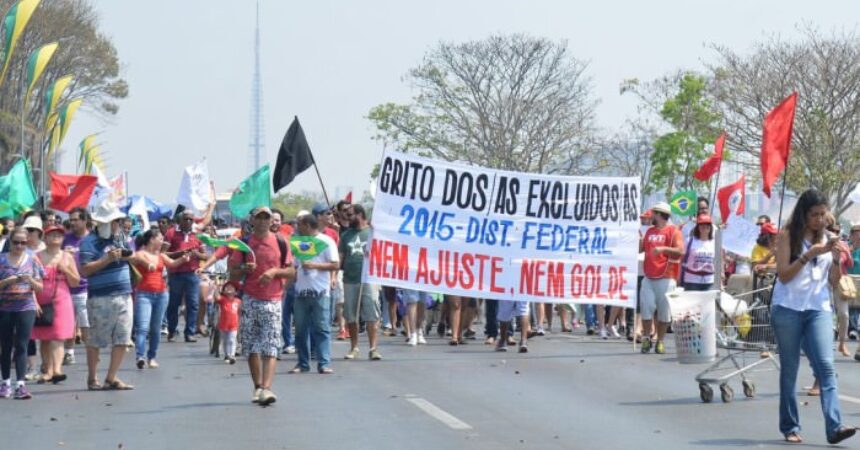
[104,379,134,390]
[448,340,459,346]
[288,367,308,374]
[87,379,103,391]
[785,432,802,443]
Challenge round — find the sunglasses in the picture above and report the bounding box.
[11,241,27,246]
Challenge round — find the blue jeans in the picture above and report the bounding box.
[167,272,200,338]
[135,291,168,360]
[281,284,296,348]
[585,304,597,328]
[293,292,331,371]
[484,300,498,338]
[771,305,843,439]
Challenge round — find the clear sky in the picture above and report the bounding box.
[62,0,859,205]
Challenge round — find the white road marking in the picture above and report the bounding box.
[840,394,860,405]
[405,395,472,430]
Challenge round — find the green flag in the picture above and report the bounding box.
[290,235,329,261]
[229,164,270,219]
[0,159,38,218]
[669,190,697,217]
[196,233,252,253]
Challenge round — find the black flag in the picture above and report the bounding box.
[273,116,314,192]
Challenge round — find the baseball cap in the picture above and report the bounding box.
[761,222,778,235]
[312,203,330,216]
[651,202,672,215]
[43,225,65,236]
[252,206,273,218]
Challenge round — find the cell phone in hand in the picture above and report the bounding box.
[121,249,133,257]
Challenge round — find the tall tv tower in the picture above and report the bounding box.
[248,0,265,173]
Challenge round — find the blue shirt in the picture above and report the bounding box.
[79,234,132,297]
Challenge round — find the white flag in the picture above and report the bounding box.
[850,183,860,205]
[88,165,114,208]
[129,195,150,231]
[176,159,211,215]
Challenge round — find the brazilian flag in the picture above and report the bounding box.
[290,235,329,262]
[670,190,697,217]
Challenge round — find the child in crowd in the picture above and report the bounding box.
[217,281,242,364]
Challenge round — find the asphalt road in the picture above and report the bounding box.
[4,325,860,450]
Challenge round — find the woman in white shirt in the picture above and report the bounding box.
[770,189,856,445]
[681,214,716,291]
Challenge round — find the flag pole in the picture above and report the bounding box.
[775,159,790,230]
[310,154,331,207]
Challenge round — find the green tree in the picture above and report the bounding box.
[271,191,326,222]
[368,34,598,173]
[622,73,722,196]
[0,0,128,172]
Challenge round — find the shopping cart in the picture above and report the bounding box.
[693,274,780,403]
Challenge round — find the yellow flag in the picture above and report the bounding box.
[44,74,73,117]
[24,41,58,105]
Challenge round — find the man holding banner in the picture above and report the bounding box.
[639,202,684,355]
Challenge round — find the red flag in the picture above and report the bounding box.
[49,173,98,212]
[694,132,726,182]
[717,175,745,223]
[760,92,797,197]
[344,191,352,203]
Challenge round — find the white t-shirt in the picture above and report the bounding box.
[683,238,716,285]
[295,233,339,295]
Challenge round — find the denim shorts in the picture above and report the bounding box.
[86,294,133,348]
[240,296,283,357]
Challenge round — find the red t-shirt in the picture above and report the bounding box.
[133,256,166,293]
[217,295,241,331]
[165,226,202,273]
[323,227,339,245]
[642,225,683,280]
[228,233,292,301]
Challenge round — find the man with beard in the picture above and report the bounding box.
[340,205,382,361]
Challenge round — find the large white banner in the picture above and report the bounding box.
[364,151,641,306]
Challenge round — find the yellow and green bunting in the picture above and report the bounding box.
[24,41,58,104]
[0,0,41,88]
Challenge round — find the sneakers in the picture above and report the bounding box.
[609,325,621,339]
[258,389,277,406]
[14,385,31,400]
[599,327,608,340]
[148,359,159,369]
[0,383,10,398]
[535,328,546,337]
[408,333,418,347]
[283,346,296,355]
[62,353,74,366]
[417,332,427,345]
[137,358,146,369]
[369,348,383,360]
[336,328,349,341]
[640,338,652,354]
[228,357,236,365]
[252,388,263,403]
[344,347,361,360]
[518,343,528,353]
[495,343,508,352]
[586,326,595,336]
[655,341,666,354]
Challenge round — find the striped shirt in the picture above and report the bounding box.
[79,234,132,297]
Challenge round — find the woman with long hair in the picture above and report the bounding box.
[770,189,856,444]
[31,225,80,384]
[129,228,190,369]
[0,227,44,399]
[681,214,717,291]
